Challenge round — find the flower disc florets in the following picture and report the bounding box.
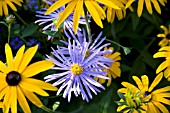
[6,71,21,86]
[71,64,83,75]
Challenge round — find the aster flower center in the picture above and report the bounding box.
[166,34,170,39]
[6,71,21,86]
[71,64,83,75]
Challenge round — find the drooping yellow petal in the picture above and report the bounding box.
[10,0,22,6]
[152,86,170,94]
[132,76,143,90]
[13,45,25,71]
[151,0,161,14]
[148,73,163,92]
[125,0,134,9]
[157,34,166,38]
[152,95,170,105]
[85,0,103,28]
[158,38,169,47]
[11,86,17,113]
[147,102,158,113]
[121,82,139,91]
[156,60,170,74]
[117,88,126,93]
[160,25,169,35]
[19,81,49,96]
[141,75,149,91]
[0,85,9,100]
[22,88,43,108]
[0,2,3,16]
[2,2,8,16]
[5,44,13,71]
[17,86,31,113]
[152,100,169,113]
[22,60,54,78]
[56,2,76,30]
[137,0,144,17]
[18,45,38,73]
[153,51,170,58]
[6,1,17,11]
[21,78,57,91]
[45,0,71,15]
[96,0,120,9]
[145,0,152,14]
[106,7,112,22]
[3,86,11,113]
[73,0,83,34]
[164,67,170,78]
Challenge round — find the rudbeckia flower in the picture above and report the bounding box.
[153,46,170,80]
[0,0,23,16]
[45,38,113,102]
[0,44,57,113]
[118,73,170,113]
[157,25,170,47]
[104,0,133,23]
[126,0,167,17]
[96,47,121,87]
[45,0,123,34]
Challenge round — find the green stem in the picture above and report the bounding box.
[85,14,91,42]
[105,39,125,49]
[7,24,11,43]
[41,105,56,113]
[13,11,28,26]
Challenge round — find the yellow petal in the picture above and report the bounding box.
[17,86,31,113]
[3,2,8,16]
[45,0,71,15]
[10,0,22,6]
[145,0,152,14]
[0,2,3,16]
[19,81,49,96]
[156,60,170,74]
[22,88,43,108]
[11,86,17,113]
[154,93,170,98]
[22,78,57,91]
[137,0,144,17]
[158,38,169,47]
[151,0,161,14]
[106,7,112,22]
[5,44,13,71]
[73,0,83,34]
[152,86,170,94]
[157,34,166,37]
[159,46,170,51]
[85,0,103,28]
[152,100,169,113]
[91,2,106,19]
[6,1,17,11]
[152,95,170,105]
[141,75,149,91]
[117,105,128,112]
[147,102,159,113]
[0,61,8,74]
[117,88,126,93]
[96,0,120,9]
[125,0,134,9]
[22,60,54,78]
[160,25,169,35]
[121,82,139,91]
[132,76,143,90]
[18,45,38,73]
[56,2,76,30]
[148,73,163,92]
[153,51,170,58]
[13,45,25,71]
[3,86,11,113]
[164,67,170,78]
[0,84,8,100]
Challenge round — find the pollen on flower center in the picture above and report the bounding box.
[6,71,21,86]
[71,64,83,75]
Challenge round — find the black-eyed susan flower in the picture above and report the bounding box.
[118,73,170,113]
[96,47,121,87]
[157,25,170,47]
[0,44,57,113]
[153,46,170,80]
[0,0,23,16]
[126,0,167,17]
[45,0,123,34]
[104,0,133,23]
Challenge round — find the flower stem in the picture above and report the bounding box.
[7,24,11,43]
[85,14,91,42]
[41,105,55,113]
[13,11,28,26]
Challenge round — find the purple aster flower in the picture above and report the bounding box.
[24,0,38,10]
[45,38,113,102]
[35,2,88,40]
[9,36,23,50]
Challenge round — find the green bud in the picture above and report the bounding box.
[5,14,15,24]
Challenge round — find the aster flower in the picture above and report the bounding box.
[104,0,133,23]
[95,47,121,87]
[0,0,23,16]
[0,44,57,113]
[35,2,86,40]
[153,46,170,80]
[157,25,170,47]
[45,0,124,34]
[45,38,113,102]
[118,73,170,113]
[9,36,23,50]
[126,0,167,17]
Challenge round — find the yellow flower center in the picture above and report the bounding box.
[70,64,83,75]
[85,50,90,58]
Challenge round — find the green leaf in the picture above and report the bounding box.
[52,102,60,111]
[42,30,62,37]
[117,92,126,101]
[0,21,7,27]
[21,22,39,38]
[131,13,140,31]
